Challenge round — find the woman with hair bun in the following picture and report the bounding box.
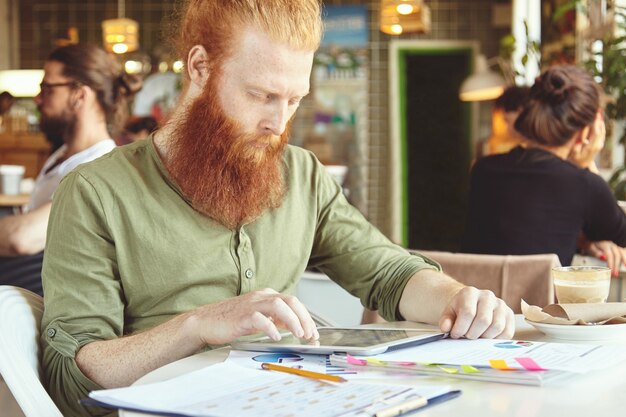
[462,65,626,273]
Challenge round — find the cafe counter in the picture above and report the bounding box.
[0,132,50,179]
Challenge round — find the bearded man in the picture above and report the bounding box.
[41,1,515,416]
[0,44,138,295]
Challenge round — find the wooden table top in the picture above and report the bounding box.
[0,193,29,207]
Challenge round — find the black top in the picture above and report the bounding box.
[462,146,626,265]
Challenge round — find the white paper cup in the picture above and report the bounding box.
[0,165,25,195]
[552,266,611,304]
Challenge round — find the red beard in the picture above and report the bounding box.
[165,80,289,229]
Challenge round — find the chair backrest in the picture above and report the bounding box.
[414,251,560,313]
[0,286,62,417]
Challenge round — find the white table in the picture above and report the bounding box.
[121,316,626,417]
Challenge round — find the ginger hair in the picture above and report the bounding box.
[176,0,322,75]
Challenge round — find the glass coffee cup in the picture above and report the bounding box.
[552,266,611,304]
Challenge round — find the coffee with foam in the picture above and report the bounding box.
[552,266,610,304]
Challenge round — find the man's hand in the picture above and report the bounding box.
[192,288,319,345]
[399,269,515,339]
[439,287,515,339]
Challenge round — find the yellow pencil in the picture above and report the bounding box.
[261,362,347,383]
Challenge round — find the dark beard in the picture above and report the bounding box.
[164,79,289,229]
[39,110,75,153]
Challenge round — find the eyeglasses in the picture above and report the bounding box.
[39,81,80,97]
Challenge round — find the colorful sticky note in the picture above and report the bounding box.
[345,354,367,366]
[437,365,459,374]
[393,361,417,366]
[515,357,548,371]
[460,364,480,373]
[489,359,517,371]
[365,358,385,365]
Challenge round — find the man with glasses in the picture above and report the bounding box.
[0,43,140,295]
[37,80,83,152]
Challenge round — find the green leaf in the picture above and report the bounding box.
[500,34,516,48]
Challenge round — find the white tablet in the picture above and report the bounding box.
[231,327,447,355]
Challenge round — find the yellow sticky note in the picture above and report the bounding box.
[461,364,480,373]
[489,359,516,371]
[437,365,458,374]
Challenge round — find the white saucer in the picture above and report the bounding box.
[525,319,626,341]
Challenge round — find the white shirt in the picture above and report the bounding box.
[26,139,116,211]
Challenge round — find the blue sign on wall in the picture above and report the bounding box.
[321,5,368,48]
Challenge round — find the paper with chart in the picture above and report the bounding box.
[89,361,451,417]
[226,349,424,381]
[368,338,626,373]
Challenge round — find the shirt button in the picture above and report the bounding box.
[47,328,56,338]
[245,269,254,279]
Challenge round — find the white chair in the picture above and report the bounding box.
[0,286,62,417]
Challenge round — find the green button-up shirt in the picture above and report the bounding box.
[40,138,439,416]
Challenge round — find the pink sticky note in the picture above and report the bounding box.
[489,359,517,371]
[346,354,367,366]
[394,361,417,366]
[515,357,548,371]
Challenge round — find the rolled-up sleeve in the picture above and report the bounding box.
[41,171,123,417]
[307,156,441,321]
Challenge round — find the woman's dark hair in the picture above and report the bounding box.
[47,44,143,136]
[494,86,530,112]
[514,65,600,147]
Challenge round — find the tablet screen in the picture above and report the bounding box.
[295,328,429,347]
[232,327,445,355]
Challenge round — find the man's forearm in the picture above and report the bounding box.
[398,269,464,325]
[76,310,203,388]
[0,203,50,256]
[75,288,319,388]
[0,215,23,255]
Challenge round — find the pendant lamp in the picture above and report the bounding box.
[102,0,139,54]
[380,0,431,35]
[459,55,507,102]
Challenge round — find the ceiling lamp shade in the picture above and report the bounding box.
[0,70,44,97]
[459,55,506,102]
[102,18,139,54]
[380,0,431,35]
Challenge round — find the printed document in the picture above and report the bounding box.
[226,349,420,381]
[88,362,452,417]
[371,339,626,373]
